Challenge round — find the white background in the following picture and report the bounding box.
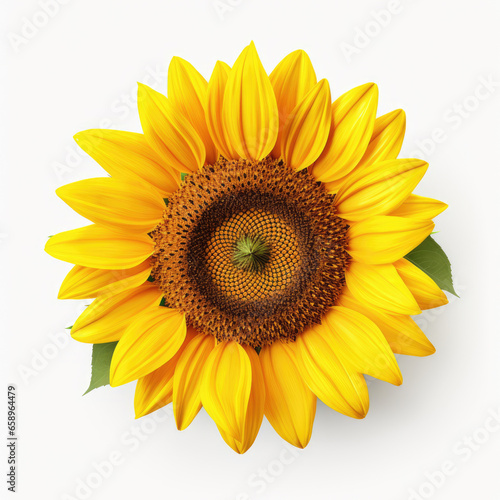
[2,0,500,499]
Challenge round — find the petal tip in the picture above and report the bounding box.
[394,108,406,119]
[354,407,369,419]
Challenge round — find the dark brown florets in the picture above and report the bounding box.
[150,156,349,348]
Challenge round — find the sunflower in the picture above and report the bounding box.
[46,42,450,453]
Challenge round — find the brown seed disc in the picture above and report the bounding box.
[150,156,349,348]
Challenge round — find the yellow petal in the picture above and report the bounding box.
[394,258,448,310]
[354,109,406,172]
[45,224,154,269]
[173,332,215,430]
[71,283,163,343]
[337,289,435,356]
[222,42,279,161]
[200,341,252,441]
[323,306,402,385]
[346,261,421,315]
[269,49,317,158]
[390,194,448,219]
[335,159,428,221]
[347,216,434,265]
[292,324,369,419]
[218,345,265,454]
[281,79,332,171]
[205,61,238,160]
[58,261,151,299]
[322,177,345,196]
[311,83,378,182]
[134,328,197,419]
[260,341,316,448]
[56,177,165,233]
[110,307,186,387]
[74,130,179,197]
[138,83,205,173]
[168,57,218,165]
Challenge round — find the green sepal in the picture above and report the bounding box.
[181,172,188,182]
[404,235,457,297]
[83,342,118,395]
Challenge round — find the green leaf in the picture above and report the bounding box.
[83,342,118,395]
[404,235,457,297]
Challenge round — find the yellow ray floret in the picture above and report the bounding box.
[45,224,154,270]
[58,261,151,300]
[390,194,448,219]
[347,216,434,265]
[280,79,331,171]
[168,57,218,165]
[110,307,186,386]
[56,177,165,234]
[323,306,403,385]
[260,341,316,449]
[74,130,180,197]
[311,83,378,183]
[394,258,449,310]
[173,332,215,431]
[206,61,237,160]
[337,289,435,357]
[71,283,161,344]
[71,283,162,344]
[134,329,196,419]
[354,109,406,171]
[218,345,265,454]
[345,261,421,315]
[138,83,206,173]
[222,42,279,161]
[269,49,317,159]
[292,324,370,419]
[200,341,252,442]
[324,109,406,194]
[334,159,428,221]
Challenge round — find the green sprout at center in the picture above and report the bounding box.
[232,234,271,273]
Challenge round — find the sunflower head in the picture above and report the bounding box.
[46,42,450,454]
[149,155,350,348]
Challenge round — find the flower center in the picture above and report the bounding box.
[150,157,350,348]
[232,234,271,273]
